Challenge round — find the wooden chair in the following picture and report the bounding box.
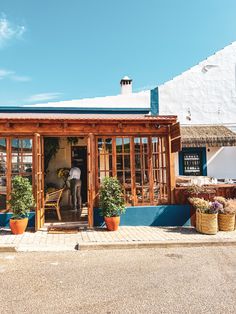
[44,189,64,221]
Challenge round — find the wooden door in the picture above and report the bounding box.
[34,134,45,230]
[87,134,95,227]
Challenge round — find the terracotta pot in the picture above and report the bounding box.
[10,218,28,235]
[104,216,120,231]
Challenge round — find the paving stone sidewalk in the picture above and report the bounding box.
[1,226,236,252]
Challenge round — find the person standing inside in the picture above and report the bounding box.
[67,162,82,214]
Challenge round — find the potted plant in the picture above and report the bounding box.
[215,197,236,231]
[99,176,126,231]
[8,176,35,234]
[188,197,221,235]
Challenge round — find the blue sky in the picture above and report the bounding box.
[1,0,236,106]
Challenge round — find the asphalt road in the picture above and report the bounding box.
[0,247,235,314]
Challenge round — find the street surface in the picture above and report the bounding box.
[0,247,235,313]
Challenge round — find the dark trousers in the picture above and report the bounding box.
[70,179,82,213]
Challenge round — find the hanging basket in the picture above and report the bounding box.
[196,211,218,235]
[218,213,235,232]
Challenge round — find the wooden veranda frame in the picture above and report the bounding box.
[0,114,180,229]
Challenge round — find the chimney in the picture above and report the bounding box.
[120,76,132,95]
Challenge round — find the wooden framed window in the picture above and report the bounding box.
[96,135,170,206]
[116,137,132,204]
[134,137,150,204]
[97,137,113,183]
[11,138,33,184]
[152,137,168,203]
[179,147,207,176]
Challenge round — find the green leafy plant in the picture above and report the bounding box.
[67,137,79,145]
[44,137,60,172]
[99,177,126,217]
[8,176,35,220]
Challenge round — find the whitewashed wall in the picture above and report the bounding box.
[158,42,236,178]
[174,146,236,179]
[159,42,236,126]
[206,146,236,179]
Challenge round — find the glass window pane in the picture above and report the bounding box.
[105,138,112,153]
[142,138,148,154]
[116,155,123,171]
[117,171,123,184]
[134,138,141,153]
[23,155,32,163]
[116,138,122,153]
[123,138,130,153]
[135,170,141,185]
[124,155,130,169]
[124,171,131,184]
[98,138,103,151]
[22,139,32,149]
[11,138,33,176]
[135,154,141,169]
[143,170,149,185]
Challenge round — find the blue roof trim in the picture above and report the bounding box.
[0,107,149,114]
[150,87,159,115]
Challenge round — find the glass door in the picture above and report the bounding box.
[34,134,45,230]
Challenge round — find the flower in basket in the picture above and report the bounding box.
[208,201,222,214]
[186,185,216,196]
[213,196,228,211]
[57,168,70,187]
[188,197,210,213]
[223,199,236,215]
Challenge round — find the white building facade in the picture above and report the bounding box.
[159,41,236,179]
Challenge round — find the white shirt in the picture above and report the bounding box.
[68,167,81,180]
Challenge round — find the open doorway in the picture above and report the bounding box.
[43,136,88,225]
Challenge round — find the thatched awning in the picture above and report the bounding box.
[181,126,236,147]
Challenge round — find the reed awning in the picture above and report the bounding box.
[181,125,236,147]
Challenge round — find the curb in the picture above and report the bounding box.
[77,239,236,251]
[0,245,17,253]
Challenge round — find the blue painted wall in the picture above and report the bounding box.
[1,206,190,228]
[150,87,159,115]
[0,212,35,228]
[94,205,191,227]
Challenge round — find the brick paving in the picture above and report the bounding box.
[0,226,236,251]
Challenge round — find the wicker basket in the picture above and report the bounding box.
[196,211,218,235]
[218,213,235,231]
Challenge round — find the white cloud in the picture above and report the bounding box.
[26,93,62,103]
[0,69,14,79]
[11,75,31,82]
[0,13,26,48]
[0,68,31,82]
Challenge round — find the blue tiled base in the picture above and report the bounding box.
[0,212,35,228]
[94,205,191,227]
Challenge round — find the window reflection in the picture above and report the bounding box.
[97,136,168,205]
[11,138,33,184]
